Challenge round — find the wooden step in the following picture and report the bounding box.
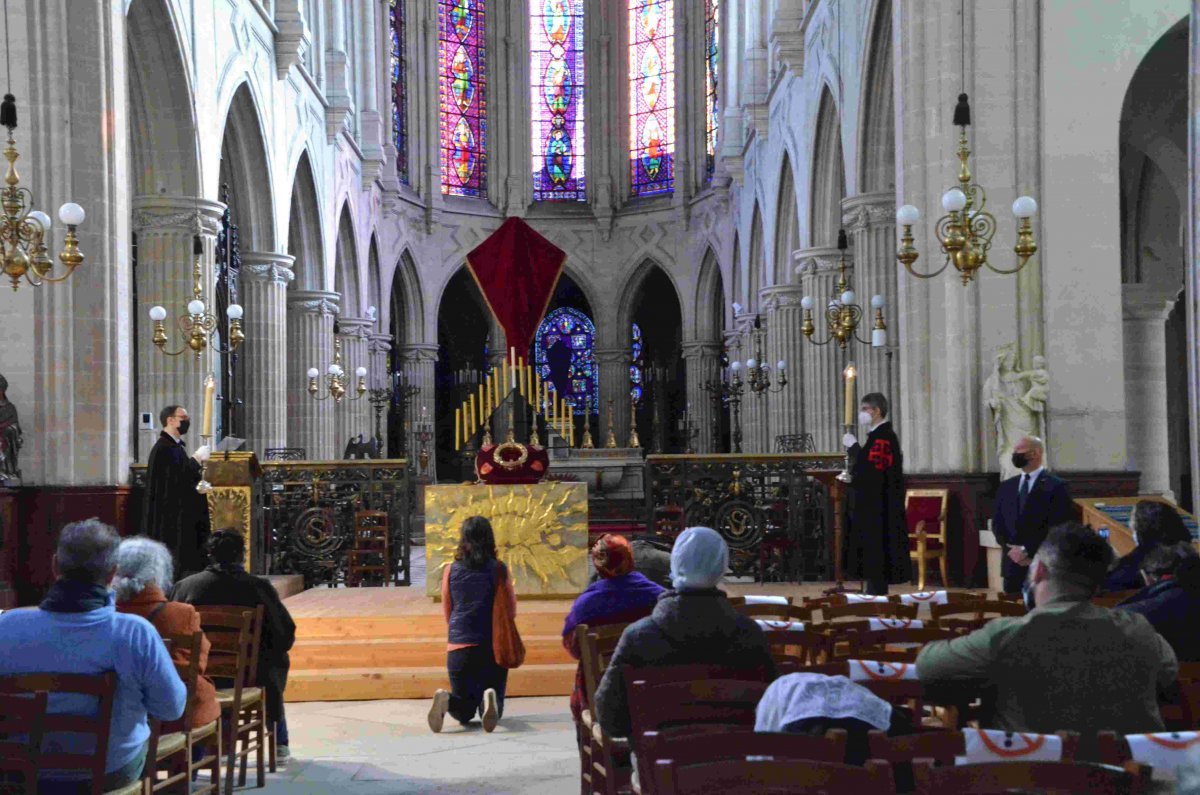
[293,612,570,639]
[286,663,576,701]
[290,635,573,669]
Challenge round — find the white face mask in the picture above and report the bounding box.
[858,410,874,426]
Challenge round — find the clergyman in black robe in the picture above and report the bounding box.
[843,392,911,595]
[143,405,211,575]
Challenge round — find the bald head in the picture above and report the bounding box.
[1012,436,1044,472]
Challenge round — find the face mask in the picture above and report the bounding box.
[858,411,873,426]
[1011,452,1029,469]
[177,419,191,436]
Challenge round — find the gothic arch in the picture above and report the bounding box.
[286,151,325,291]
[858,0,895,194]
[747,204,764,312]
[773,155,799,285]
[390,248,426,345]
[731,233,741,314]
[694,247,725,341]
[367,235,382,318]
[218,82,276,251]
[334,207,362,317]
[809,86,845,247]
[616,258,685,340]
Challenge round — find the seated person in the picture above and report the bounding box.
[588,532,673,590]
[1104,500,1192,592]
[1119,542,1200,662]
[114,536,220,730]
[0,519,185,791]
[594,526,776,738]
[563,534,665,722]
[173,529,297,761]
[917,522,1177,761]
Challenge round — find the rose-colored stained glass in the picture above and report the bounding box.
[531,0,586,201]
[390,0,409,184]
[628,0,674,196]
[439,0,487,196]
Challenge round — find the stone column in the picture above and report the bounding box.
[357,0,385,182]
[762,285,806,446]
[843,193,900,424]
[239,252,294,455]
[287,291,339,459]
[729,313,757,451]
[595,348,632,448]
[396,343,439,477]
[1122,284,1178,499]
[367,332,393,451]
[133,196,224,437]
[681,341,722,453]
[1189,9,1200,518]
[336,317,374,449]
[737,314,773,453]
[793,246,844,452]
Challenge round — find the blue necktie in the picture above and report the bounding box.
[1018,474,1030,514]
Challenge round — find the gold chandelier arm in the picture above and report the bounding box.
[154,340,192,357]
[29,265,79,284]
[983,258,1031,276]
[900,257,953,280]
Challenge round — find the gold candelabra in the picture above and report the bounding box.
[895,93,1038,285]
[307,334,366,403]
[736,315,788,395]
[0,95,85,291]
[801,229,886,349]
[150,236,245,359]
[605,399,618,448]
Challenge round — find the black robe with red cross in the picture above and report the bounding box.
[843,421,911,586]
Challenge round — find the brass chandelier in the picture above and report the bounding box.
[0,94,86,291]
[895,93,1038,285]
[149,236,245,359]
[801,230,887,349]
[307,330,367,403]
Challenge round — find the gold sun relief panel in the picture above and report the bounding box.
[425,483,589,598]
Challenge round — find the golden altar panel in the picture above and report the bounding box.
[425,483,589,598]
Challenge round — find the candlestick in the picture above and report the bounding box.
[201,373,215,438]
[524,365,532,404]
[470,393,477,433]
[843,363,857,426]
[455,408,461,450]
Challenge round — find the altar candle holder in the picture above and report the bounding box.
[196,434,214,494]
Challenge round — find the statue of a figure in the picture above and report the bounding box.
[983,345,1048,480]
[0,374,22,484]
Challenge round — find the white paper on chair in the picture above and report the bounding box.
[845,593,890,604]
[956,729,1063,765]
[867,618,924,631]
[846,660,918,681]
[1125,732,1200,780]
[900,590,949,606]
[743,595,790,606]
[755,619,805,632]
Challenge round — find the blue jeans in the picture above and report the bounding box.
[38,741,148,794]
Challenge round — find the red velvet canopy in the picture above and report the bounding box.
[466,217,566,351]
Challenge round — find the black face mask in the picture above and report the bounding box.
[1011,452,1029,469]
[177,419,191,436]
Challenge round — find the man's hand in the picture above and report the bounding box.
[192,445,211,463]
[842,433,858,449]
[1006,546,1031,566]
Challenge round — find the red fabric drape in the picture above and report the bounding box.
[466,217,566,351]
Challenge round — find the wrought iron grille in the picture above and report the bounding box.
[645,454,843,582]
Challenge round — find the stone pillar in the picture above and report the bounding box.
[681,341,722,453]
[133,196,224,437]
[357,0,385,182]
[792,247,844,452]
[595,348,632,448]
[737,314,772,453]
[1123,284,1178,499]
[396,343,439,477]
[843,193,900,425]
[762,285,806,446]
[336,317,374,449]
[367,332,393,451]
[729,313,756,451]
[239,252,294,455]
[1189,9,1200,517]
[287,291,339,459]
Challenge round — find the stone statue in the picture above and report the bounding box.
[984,345,1048,480]
[0,374,22,484]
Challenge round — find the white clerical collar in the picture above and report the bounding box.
[869,419,889,433]
[166,429,182,443]
[1021,466,1045,487]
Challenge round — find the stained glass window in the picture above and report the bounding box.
[531,0,586,201]
[439,0,487,197]
[630,323,644,404]
[390,0,409,183]
[534,307,598,415]
[628,0,674,196]
[704,0,719,179]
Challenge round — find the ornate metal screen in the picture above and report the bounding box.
[645,454,843,581]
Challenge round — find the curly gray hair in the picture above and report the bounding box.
[113,537,174,602]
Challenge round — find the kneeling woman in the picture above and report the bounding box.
[429,516,516,733]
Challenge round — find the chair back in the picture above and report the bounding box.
[959,729,1079,763]
[728,595,795,608]
[1099,730,1200,781]
[930,599,1025,631]
[160,631,203,731]
[195,609,253,707]
[911,758,1149,795]
[822,601,919,623]
[843,627,959,663]
[576,623,628,709]
[905,489,949,542]
[0,672,117,794]
[761,628,825,667]
[0,690,48,793]
[626,673,768,738]
[868,728,965,766]
[653,757,895,795]
[196,605,263,688]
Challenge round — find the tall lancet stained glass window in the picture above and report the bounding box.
[704,0,719,178]
[439,0,487,196]
[531,0,586,201]
[628,0,674,196]
[630,323,644,404]
[535,308,598,415]
[390,0,409,184]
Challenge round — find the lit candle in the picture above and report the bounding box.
[525,365,532,403]
[510,347,517,390]
[455,408,461,450]
[479,383,486,420]
[568,409,574,447]
[843,363,857,426]
[201,373,215,437]
[470,393,477,432]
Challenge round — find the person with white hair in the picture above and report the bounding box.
[991,435,1073,594]
[115,537,220,731]
[594,527,775,738]
[0,519,185,790]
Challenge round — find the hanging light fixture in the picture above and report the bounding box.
[800,229,886,349]
[307,326,367,403]
[149,236,245,359]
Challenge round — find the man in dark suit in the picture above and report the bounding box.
[143,405,211,575]
[993,436,1074,594]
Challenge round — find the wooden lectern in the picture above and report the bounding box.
[204,451,263,572]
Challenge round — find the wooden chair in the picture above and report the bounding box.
[868,727,965,767]
[0,673,146,795]
[911,758,1150,794]
[822,601,919,623]
[0,691,48,795]
[653,757,895,795]
[905,489,950,590]
[762,628,827,668]
[196,606,268,792]
[1159,661,1200,730]
[638,729,847,795]
[148,631,220,795]
[727,595,795,607]
[841,627,959,663]
[1098,730,1200,780]
[993,591,1023,603]
[732,603,811,621]
[930,599,1025,632]
[346,510,390,587]
[577,624,633,795]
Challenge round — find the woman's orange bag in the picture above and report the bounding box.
[493,564,525,669]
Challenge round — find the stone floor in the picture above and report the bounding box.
[252,696,578,793]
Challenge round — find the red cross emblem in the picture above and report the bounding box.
[868,439,893,471]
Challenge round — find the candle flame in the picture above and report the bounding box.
[844,364,857,378]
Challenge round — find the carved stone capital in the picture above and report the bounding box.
[1122,283,1180,321]
[241,252,296,286]
[593,348,631,367]
[760,284,807,312]
[132,196,225,237]
[680,341,723,360]
[368,333,393,354]
[396,343,440,364]
[287,289,340,316]
[337,317,375,339]
[792,245,844,276]
[841,192,896,233]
